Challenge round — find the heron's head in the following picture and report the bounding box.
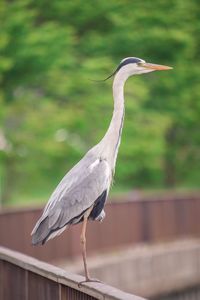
[117,57,172,75]
[103,57,172,81]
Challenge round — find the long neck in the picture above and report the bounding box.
[98,70,129,167]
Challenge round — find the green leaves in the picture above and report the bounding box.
[1,0,200,205]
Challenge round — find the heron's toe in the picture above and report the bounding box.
[78,277,101,288]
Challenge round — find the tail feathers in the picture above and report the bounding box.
[31,217,50,246]
[31,216,68,246]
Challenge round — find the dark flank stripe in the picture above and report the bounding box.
[89,190,107,220]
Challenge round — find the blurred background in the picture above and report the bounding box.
[0,0,199,207]
[0,1,200,299]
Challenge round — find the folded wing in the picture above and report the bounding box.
[31,152,111,245]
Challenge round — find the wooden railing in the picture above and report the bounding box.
[0,193,200,262]
[0,246,147,300]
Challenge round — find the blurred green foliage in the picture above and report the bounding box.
[0,0,200,205]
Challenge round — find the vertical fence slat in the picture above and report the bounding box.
[28,271,59,300]
[61,285,97,300]
[1,262,26,300]
[0,259,3,300]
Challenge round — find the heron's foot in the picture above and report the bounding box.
[78,277,101,287]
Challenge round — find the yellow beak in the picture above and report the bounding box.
[141,63,173,71]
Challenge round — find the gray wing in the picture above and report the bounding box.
[31,151,111,245]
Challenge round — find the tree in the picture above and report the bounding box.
[1,0,200,205]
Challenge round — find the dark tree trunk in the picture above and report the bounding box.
[1,155,17,206]
[164,125,178,187]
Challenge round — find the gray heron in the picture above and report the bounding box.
[31,57,172,282]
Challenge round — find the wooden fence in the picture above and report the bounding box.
[0,193,200,263]
[0,246,146,300]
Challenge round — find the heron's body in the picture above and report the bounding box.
[32,65,126,245]
[31,57,172,281]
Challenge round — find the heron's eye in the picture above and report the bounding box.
[137,62,143,67]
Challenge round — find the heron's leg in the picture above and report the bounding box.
[78,206,101,286]
[80,205,93,281]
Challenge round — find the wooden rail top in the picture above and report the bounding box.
[0,246,147,300]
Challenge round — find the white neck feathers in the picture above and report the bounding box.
[97,69,129,167]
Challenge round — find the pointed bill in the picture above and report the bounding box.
[141,63,173,70]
